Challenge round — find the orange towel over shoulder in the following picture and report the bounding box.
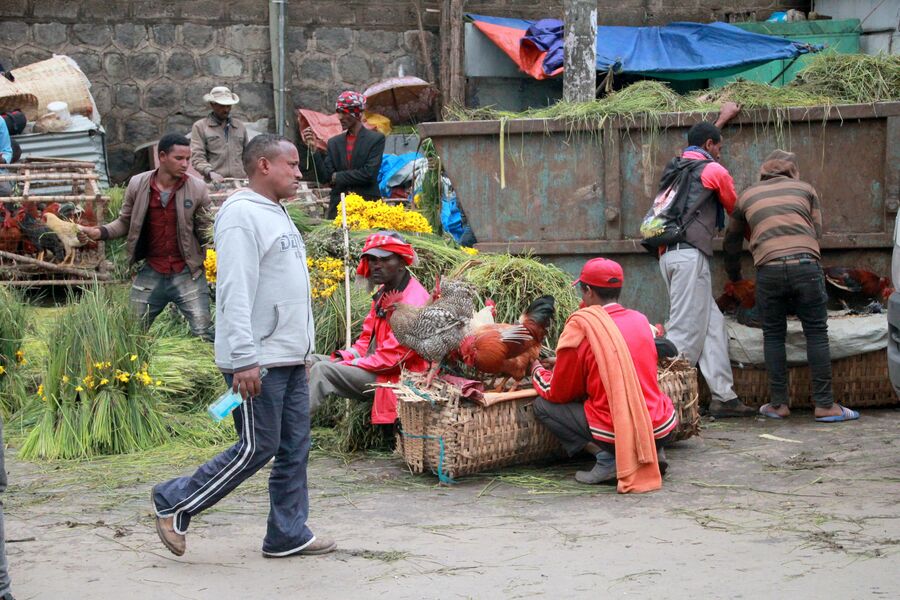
[556,306,662,493]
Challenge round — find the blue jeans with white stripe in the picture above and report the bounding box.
[153,365,315,554]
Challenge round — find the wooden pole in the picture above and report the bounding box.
[340,192,352,350]
[563,0,597,103]
[440,0,466,109]
[0,250,110,280]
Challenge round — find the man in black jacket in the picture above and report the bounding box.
[302,91,385,219]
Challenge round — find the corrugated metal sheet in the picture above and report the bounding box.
[11,126,110,195]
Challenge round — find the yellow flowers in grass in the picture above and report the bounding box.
[333,193,432,234]
[307,257,345,299]
[461,247,479,256]
[15,350,26,365]
[204,248,217,283]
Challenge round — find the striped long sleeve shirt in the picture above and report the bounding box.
[724,173,822,278]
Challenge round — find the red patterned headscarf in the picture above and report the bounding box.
[336,91,366,118]
[356,232,418,278]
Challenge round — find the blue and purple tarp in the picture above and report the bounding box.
[468,14,816,81]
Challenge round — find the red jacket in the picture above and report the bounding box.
[336,274,430,423]
[532,304,677,444]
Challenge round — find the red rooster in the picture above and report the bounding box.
[0,203,21,253]
[458,295,556,392]
[824,267,893,304]
[716,279,756,312]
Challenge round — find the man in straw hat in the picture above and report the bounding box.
[531,258,677,490]
[724,150,858,423]
[306,230,431,425]
[302,90,385,219]
[191,85,249,183]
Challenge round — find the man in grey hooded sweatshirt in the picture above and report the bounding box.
[150,134,336,558]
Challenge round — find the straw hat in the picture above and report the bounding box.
[203,86,240,106]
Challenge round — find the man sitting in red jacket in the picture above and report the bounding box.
[531,258,677,484]
[308,231,430,425]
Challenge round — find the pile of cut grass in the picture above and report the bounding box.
[0,287,31,418]
[20,286,170,460]
[793,52,900,104]
[451,254,578,347]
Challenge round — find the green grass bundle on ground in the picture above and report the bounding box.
[312,283,372,357]
[150,336,223,411]
[0,287,31,418]
[452,254,578,347]
[20,286,170,460]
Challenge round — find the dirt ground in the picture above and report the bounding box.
[4,409,899,599]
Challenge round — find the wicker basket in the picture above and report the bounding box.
[657,358,700,441]
[395,372,563,481]
[6,56,95,120]
[699,349,897,409]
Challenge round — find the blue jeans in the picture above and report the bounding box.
[130,264,214,341]
[152,365,315,554]
[755,262,834,408]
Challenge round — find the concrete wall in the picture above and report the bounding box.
[0,0,808,182]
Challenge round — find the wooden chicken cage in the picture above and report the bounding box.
[0,158,111,286]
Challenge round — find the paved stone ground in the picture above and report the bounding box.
[4,410,899,599]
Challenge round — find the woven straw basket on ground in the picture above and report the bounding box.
[395,359,701,481]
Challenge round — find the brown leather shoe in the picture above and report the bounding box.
[151,490,185,556]
[262,536,337,558]
[708,397,757,418]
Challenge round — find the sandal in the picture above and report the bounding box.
[815,405,860,423]
[758,403,787,419]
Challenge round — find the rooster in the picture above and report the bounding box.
[382,282,477,388]
[16,203,65,262]
[0,203,22,254]
[824,267,893,311]
[458,295,556,392]
[716,279,756,312]
[43,212,87,265]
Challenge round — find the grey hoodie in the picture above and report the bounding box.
[213,188,315,373]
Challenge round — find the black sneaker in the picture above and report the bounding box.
[708,397,757,418]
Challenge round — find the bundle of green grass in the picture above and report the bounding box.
[20,286,170,460]
[0,287,31,418]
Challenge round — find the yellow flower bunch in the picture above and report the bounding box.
[204,248,217,283]
[461,247,479,256]
[15,350,26,366]
[307,257,345,299]
[333,193,432,234]
[0,365,5,376]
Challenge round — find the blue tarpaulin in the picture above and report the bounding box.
[469,14,817,80]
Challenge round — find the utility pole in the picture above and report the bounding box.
[563,0,597,103]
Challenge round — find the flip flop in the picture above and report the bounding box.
[758,403,786,419]
[815,405,860,423]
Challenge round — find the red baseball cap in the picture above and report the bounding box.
[573,257,624,288]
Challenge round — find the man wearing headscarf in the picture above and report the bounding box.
[302,90,386,219]
[307,231,431,424]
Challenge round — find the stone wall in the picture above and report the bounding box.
[0,0,807,181]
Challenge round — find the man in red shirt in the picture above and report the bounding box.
[301,91,385,219]
[307,231,431,425]
[656,105,756,418]
[81,133,214,340]
[531,258,677,484]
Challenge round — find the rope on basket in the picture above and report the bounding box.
[399,428,456,485]
[402,378,438,406]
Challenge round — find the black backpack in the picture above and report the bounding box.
[639,157,711,253]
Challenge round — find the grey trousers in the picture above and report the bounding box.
[130,264,215,342]
[659,248,738,402]
[307,354,378,414]
[0,418,11,597]
[534,397,672,457]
